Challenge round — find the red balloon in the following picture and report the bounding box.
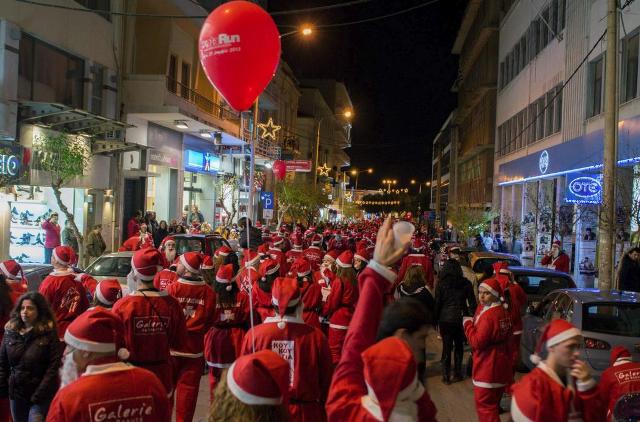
[199,1,281,112]
[273,160,286,181]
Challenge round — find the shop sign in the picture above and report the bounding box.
[149,149,179,167]
[183,149,220,173]
[0,142,25,182]
[565,174,602,204]
[539,150,549,174]
[285,160,312,173]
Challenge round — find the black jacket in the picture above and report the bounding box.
[619,255,640,293]
[239,226,264,250]
[0,322,61,404]
[434,268,477,325]
[399,284,434,313]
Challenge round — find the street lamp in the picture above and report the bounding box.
[382,179,397,193]
[349,167,374,191]
[281,25,315,38]
[314,110,354,190]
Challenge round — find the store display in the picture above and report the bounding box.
[9,201,54,264]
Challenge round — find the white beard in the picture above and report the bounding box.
[126,271,137,294]
[165,250,176,263]
[60,354,79,388]
[552,250,560,258]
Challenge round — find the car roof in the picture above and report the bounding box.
[172,234,221,239]
[101,251,134,258]
[552,288,640,303]
[507,266,573,278]
[470,252,520,260]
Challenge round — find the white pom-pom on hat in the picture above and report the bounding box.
[118,348,130,361]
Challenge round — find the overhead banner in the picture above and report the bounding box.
[565,174,602,204]
[285,160,312,172]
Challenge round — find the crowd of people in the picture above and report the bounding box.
[0,215,637,421]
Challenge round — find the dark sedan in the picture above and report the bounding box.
[507,266,577,305]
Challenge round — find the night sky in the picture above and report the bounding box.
[268,0,468,189]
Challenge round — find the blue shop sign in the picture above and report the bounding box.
[183,149,220,173]
[565,174,602,204]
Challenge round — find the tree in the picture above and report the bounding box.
[32,132,91,260]
[215,174,239,228]
[275,179,329,227]
[448,206,498,243]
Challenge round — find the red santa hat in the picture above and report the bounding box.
[259,259,280,280]
[64,308,130,360]
[271,277,301,327]
[95,279,123,306]
[492,261,511,291]
[336,250,354,268]
[361,337,424,421]
[311,234,322,245]
[201,255,215,271]
[159,236,175,249]
[226,350,289,405]
[609,345,633,367]
[131,248,163,281]
[0,260,23,280]
[354,247,371,263]
[291,257,311,278]
[179,252,203,274]
[52,245,75,266]
[478,277,505,301]
[214,246,232,258]
[291,236,303,250]
[241,249,260,267]
[216,264,235,291]
[257,243,270,256]
[530,319,582,364]
[412,238,424,250]
[271,236,284,247]
[552,240,562,249]
[325,249,340,262]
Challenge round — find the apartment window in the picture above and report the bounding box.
[554,85,563,133]
[514,44,521,75]
[529,24,538,60]
[536,98,545,140]
[510,117,516,153]
[587,56,604,118]
[520,36,527,70]
[168,55,177,93]
[180,62,191,99]
[623,33,639,102]
[519,111,526,149]
[541,8,550,47]
[559,0,566,30]
[550,0,559,35]
[528,103,537,144]
[18,33,84,109]
[90,64,104,115]
[74,0,111,21]
[545,90,555,137]
[499,62,505,89]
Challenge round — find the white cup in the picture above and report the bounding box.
[393,221,415,250]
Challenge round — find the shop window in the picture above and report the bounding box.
[623,33,639,102]
[90,64,104,115]
[74,0,110,21]
[18,33,84,109]
[587,56,604,118]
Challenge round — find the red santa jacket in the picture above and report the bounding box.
[112,290,186,365]
[153,269,178,291]
[251,282,275,322]
[47,360,170,422]
[326,264,437,422]
[300,281,322,329]
[236,267,259,294]
[322,275,358,329]
[327,238,347,253]
[397,253,434,289]
[241,314,333,421]
[511,362,603,422]
[118,234,153,252]
[204,291,250,367]
[541,253,570,273]
[508,282,527,334]
[303,246,325,271]
[285,249,304,267]
[8,279,27,304]
[166,277,216,357]
[463,302,512,387]
[39,269,89,339]
[268,247,288,276]
[598,360,640,421]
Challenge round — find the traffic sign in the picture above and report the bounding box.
[262,209,273,220]
[260,192,274,209]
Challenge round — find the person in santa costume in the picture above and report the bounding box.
[597,346,640,421]
[463,276,512,422]
[38,246,89,341]
[204,263,250,401]
[47,308,170,421]
[541,241,570,273]
[326,216,437,422]
[511,319,603,422]
[289,256,322,329]
[208,350,289,421]
[119,224,154,252]
[268,236,289,276]
[158,236,177,269]
[323,250,359,365]
[303,234,325,271]
[165,252,216,422]
[353,246,370,277]
[397,238,434,290]
[241,276,333,422]
[92,279,122,309]
[286,236,304,267]
[201,255,215,286]
[111,248,187,396]
[0,259,27,303]
[236,249,260,294]
[153,261,179,291]
[73,272,97,300]
[252,259,279,323]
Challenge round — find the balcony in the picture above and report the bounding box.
[124,74,241,137]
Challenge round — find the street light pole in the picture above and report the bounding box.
[314,118,323,191]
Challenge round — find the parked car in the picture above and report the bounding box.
[469,251,521,280]
[85,251,133,295]
[507,266,576,306]
[20,263,53,291]
[520,288,640,377]
[173,234,231,257]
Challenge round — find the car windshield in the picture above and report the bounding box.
[86,256,132,277]
[516,275,572,296]
[582,303,640,337]
[473,258,521,273]
[175,238,204,254]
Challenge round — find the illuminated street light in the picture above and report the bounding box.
[301,26,313,36]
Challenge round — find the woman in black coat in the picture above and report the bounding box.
[434,258,477,384]
[398,265,435,313]
[0,292,61,422]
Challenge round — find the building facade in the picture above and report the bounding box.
[430,111,457,228]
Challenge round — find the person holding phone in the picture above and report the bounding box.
[41,212,60,265]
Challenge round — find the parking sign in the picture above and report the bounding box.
[260,192,274,210]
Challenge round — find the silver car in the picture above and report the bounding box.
[85,251,134,296]
[20,263,53,291]
[521,288,640,377]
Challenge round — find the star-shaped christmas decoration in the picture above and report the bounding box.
[317,163,331,176]
[344,191,352,201]
[258,118,281,140]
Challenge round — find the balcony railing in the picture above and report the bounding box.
[166,76,240,125]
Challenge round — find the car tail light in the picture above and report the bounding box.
[584,337,611,350]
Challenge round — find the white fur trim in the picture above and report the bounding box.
[0,262,16,279]
[329,323,349,330]
[170,350,204,358]
[52,249,70,266]
[177,278,205,286]
[510,396,535,422]
[472,380,506,388]
[271,296,301,308]
[216,276,231,284]
[263,315,304,325]
[226,362,283,405]
[366,260,396,283]
[576,377,596,392]
[479,282,499,299]
[95,284,114,305]
[614,358,633,366]
[529,354,541,364]
[179,254,199,274]
[64,330,115,353]
[206,361,232,368]
[546,328,581,348]
[336,258,352,268]
[354,253,369,263]
[83,362,135,376]
[297,270,311,277]
[265,263,280,275]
